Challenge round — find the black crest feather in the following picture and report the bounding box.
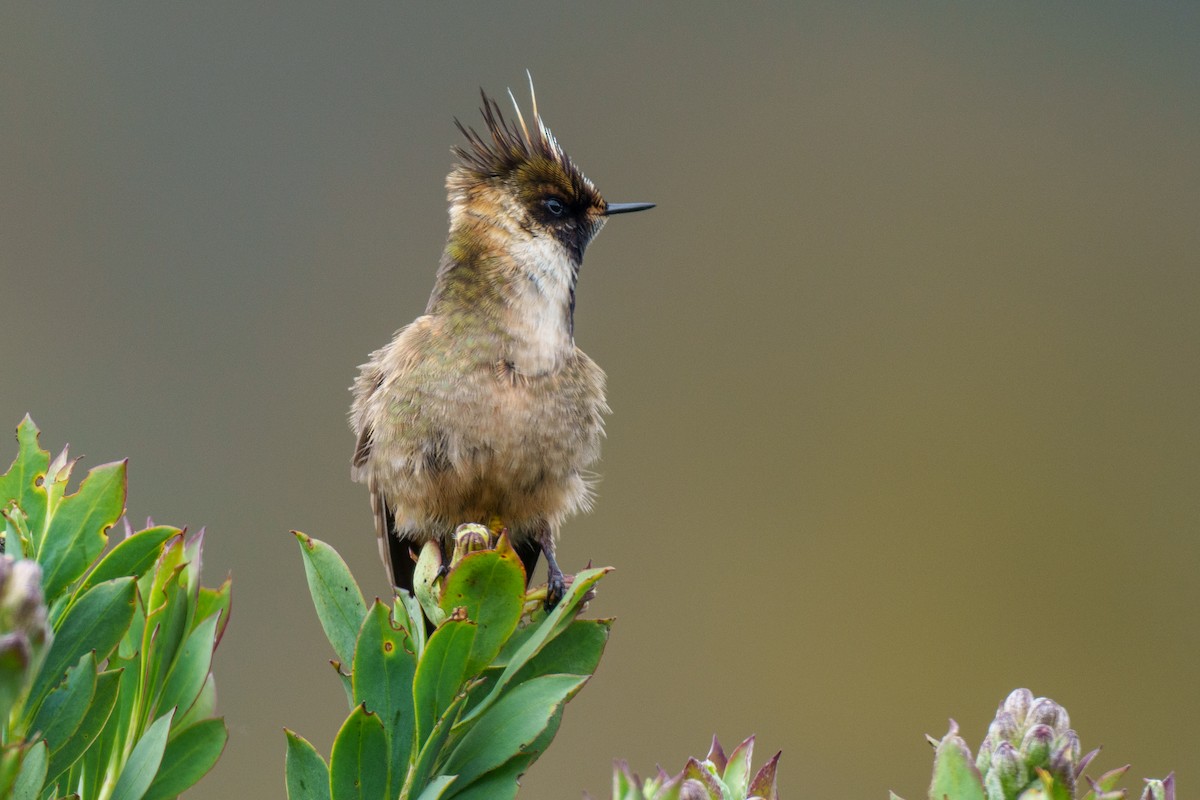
[450,85,597,202]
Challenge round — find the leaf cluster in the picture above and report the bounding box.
[287,531,611,800]
[0,417,229,800]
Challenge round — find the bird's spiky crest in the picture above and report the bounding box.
[450,80,598,201]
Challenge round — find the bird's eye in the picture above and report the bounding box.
[544,197,566,217]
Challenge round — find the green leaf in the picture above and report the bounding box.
[76,526,178,600]
[415,775,458,800]
[396,593,426,660]
[12,740,47,800]
[405,694,467,800]
[285,729,332,800]
[413,620,476,744]
[144,571,190,704]
[437,549,524,676]
[447,706,562,800]
[40,460,127,600]
[442,674,587,789]
[196,576,233,646]
[456,567,609,729]
[157,612,219,720]
[176,672,217,729]
[295,532,367,668]
[510,619,611,684]
[110,708,174,800]
[2,507,30,559]
[45,668,122,787]
[329,704,389,800]
[0,416,51,546]
[0,747,20,798]
[29,652,97,756]
[98,652,143,774]
[353,601,417,782]
[141,717,228,800]
[29,577,136,710]
[722,736,754,795]
[928,723,985,800]
[444,758,522,800]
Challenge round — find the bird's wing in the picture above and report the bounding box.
[351,425,372,479]
[371,483,420,593]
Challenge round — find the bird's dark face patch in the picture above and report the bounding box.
[511,158,605,263]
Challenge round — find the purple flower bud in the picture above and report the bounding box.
[1019,724,1054,768]
[1027,698,1068,733]
[988,711,1021,747]
[991,742,1024,791]
[1002,688,1034,725]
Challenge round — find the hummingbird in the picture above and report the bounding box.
[349,79,653,607]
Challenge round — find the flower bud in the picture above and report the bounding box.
[1001,688,1034,725]
[1026,697,1068,733]
[1018,724,1054,770]
[1048,730,1080,777]
[988,711,1021,747]
[989,742,1026,799]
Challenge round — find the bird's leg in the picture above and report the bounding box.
[539,525,566,610]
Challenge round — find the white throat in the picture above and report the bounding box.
[505,234,576,376]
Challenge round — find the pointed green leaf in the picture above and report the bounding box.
[329,704,389,800]
[0,417,51,546]
[353,601,417,780]
[12,740,47,800]
[413,619,476,744]
[442,674,587,788]
[437,549,524,675]
[196,576,233,646]
[30,577,136,710]
[40,460,127,600]
[722,736,755,795]
[110,708,174,800]
[295,532,367,668]
[456,566,609,729]
[45,668,122,787]
[76,526,178,599]
[285,729,331,800]
[929,723,985,800]
[140,717,227,800]
[29,652,97,756]
[144,536,185,620]
[510,619,611,684]
[158,612,219,720]
[182,528,206,597]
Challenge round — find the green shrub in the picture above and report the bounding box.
[0,416,229,800]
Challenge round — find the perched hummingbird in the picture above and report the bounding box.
[350,81,653,606]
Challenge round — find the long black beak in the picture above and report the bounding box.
[605,202,656,215]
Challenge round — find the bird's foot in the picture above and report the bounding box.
[545,567,566,611]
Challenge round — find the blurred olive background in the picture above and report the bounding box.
[3,3,1198,798]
